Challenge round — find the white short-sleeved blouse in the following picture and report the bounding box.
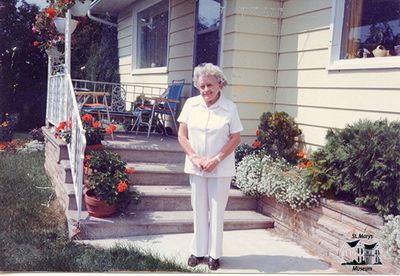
[177,94,243,177]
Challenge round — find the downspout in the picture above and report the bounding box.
[272,0,284,113]
[87,4,117,27]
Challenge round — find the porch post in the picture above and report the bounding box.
[65,10,71,75]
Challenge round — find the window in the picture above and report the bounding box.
[194,0,223,66]
[136,0,168,69]
[330,0,400,70]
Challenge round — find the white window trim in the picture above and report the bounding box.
[328,0,400,71]
[131,0,169,75]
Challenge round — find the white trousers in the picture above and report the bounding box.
[189,175,231,259]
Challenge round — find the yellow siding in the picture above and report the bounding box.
[223,0,281,141]
[167,0,195,100]
[277,0,400,150]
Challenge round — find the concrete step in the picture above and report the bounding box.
[129,162,188,185]
[102,135,185,163]
[130,185,257,211]
[61,160,73,184]
[69,210,275,239]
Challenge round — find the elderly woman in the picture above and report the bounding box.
[177,63,243,270]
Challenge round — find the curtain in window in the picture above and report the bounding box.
[343,0,364,59]
[137,0,168,68]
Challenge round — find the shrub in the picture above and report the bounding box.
[235,154,319,211]
[252,112,302,164]
[29,128,45,142]
[301,150,335,195]
[0,113,19,141]
[234,143,254,167]
[379,215,400,265]
[311,119,400,216]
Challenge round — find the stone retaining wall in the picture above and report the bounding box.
[258,197,399,274]
[42,126,69,210]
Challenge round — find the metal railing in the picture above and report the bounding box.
[47,73,169,228]
[47,72,86,225]
[72,79,167,110]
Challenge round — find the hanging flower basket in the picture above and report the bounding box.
[54,17,79,34]
[71,0,91,17]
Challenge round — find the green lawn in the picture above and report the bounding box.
[0,150,200,272]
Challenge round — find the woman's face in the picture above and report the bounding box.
[198,75,222,106]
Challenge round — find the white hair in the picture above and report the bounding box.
[193,63,228,89]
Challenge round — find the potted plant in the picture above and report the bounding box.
[54,114,116,152]
[81,113,116,152]
[84,150,139,217]
[32,7,64,53]
[52,0,80,34]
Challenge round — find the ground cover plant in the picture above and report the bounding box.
[235,154,319,211]
[0,149,199,272]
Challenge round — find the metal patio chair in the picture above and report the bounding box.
[132,79,185,137]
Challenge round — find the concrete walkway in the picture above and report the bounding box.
[79,229,340,273]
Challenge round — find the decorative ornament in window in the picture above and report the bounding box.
[340,0,400,59]
[137,0,168,69]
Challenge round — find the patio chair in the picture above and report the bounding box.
[80,85,137,132]
[132,79,185,137]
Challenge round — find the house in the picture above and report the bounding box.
[342,239,366,264]
[89,0,400,149]
[365,242,381,265]
[340,239,381,265]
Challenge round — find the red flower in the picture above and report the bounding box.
[84,154,92,161]
[298,163,306,169]
[105,128,113,134]
[305,161,313,168]
[256,129,261,136]
[82,114,93,122]
[117,181,128,193]
[33,41,40,46]
[92,121,100,129]
[126,167,135,175]
[252,140,262,149]
[47,7,57,19]
[297,151,305,158]
[110,124,117,131]
[58,121,67,130]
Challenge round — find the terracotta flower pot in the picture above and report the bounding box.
[84,189,118,218]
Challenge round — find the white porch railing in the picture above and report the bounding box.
[72,79,167,109]
[47,70,86,226]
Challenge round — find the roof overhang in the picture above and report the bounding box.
[90,0,138,16]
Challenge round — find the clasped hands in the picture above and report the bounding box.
[190,154,220,172]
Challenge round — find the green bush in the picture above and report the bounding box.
[311,119,400,216]
[234,143,254,167]
[253,112,302,164]
[235,154,319,211]
[0,113,19,141]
